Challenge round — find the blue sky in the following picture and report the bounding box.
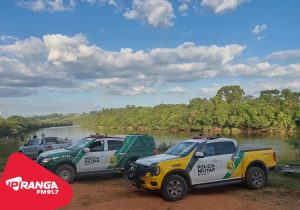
[0,0,300,117]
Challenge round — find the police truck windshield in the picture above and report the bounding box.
[165,142,198,157]
[67,139,90,150]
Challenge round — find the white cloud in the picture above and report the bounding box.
[84,0,120,8]
[198,84,222,98]
[267,49,300,61]
[0,34,300,97]
[123,0,175,27]
[252,24,267,35]
[166,86,188,94]
[0,35,19,42]
[17,0,76,12]
[256,36,265,40]
[178,3,189,16]
[201,0,248,14]
[251,79,300,93]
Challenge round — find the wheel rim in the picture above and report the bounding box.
[60,169,71,181]
[167,180,183,198]
[251,171,263,186]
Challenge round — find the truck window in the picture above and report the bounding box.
[205,143,216,156]
[27,139,40,146]
[216,142,236,155]
[27,140,34,146]
[108,140,123,151]
[196,143,206,153]
[45,139,57,144]
[44,137,58,144]
[89,141,104,152]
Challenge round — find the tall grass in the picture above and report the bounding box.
[0,140,20,172]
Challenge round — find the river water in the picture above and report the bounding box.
[24,125,300,162]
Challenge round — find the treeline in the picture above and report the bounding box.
[81,86,300,133]
[0,114,75,137]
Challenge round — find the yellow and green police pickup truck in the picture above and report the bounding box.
[127,137,277,201]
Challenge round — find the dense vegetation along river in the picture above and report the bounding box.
[23,125,300,162]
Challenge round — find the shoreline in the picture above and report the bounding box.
[83,125,299,135]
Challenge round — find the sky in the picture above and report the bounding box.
[0,0,300,117]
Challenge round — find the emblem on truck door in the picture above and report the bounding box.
[109,155,117,167]
[226,159,235,173]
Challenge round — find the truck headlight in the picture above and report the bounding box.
[151,166,160,176]
[41,158,51,163]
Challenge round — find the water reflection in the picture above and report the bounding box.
[23,125,300,161]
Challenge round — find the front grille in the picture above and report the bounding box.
[126,164,156,188]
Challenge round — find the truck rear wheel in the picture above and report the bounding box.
[55,164,76,183]
[245,167,266,189]
[162,174,187,201]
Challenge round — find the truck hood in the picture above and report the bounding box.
[136,154,179,166]
[39,148,76,158]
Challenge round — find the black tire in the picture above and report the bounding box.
[161,174,188,201]
[121,160,136,177]
[245,167,266,189]
[125,160,136,173]
[55,164,76,183]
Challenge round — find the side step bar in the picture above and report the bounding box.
[193,179,242,189]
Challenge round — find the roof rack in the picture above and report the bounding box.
[192,135,220,140]
[89,134,125,139]
[128,133,148,136]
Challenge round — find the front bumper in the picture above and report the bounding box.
[127,164,162,190]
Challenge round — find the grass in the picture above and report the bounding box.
[0,140,20,172]
[268,172,300,191]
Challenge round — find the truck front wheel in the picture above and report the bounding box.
[55,164,76,183]
[245,167,266,189]
[162,174,188,201]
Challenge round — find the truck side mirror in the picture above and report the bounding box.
[83,148,90,153]
[194,152,204,158]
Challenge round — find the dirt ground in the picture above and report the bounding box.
[61,174,300,210]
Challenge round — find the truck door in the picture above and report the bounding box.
[190,141,238,185]
[214,141,239,179]
[22,140,34,156]
[190,142,220,184]
[31,139,44,157]
[105,140,124,169]
[26,139,40,158]
[78,140,106,173]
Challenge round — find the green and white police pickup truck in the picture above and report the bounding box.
[37,134,156,183]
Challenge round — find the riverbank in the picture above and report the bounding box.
[0,114,75,138]
[83,125,298,135]
[80,86,300,134]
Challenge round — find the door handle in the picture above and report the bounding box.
[232,156,239,160]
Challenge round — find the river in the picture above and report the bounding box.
[23,125,300,162]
